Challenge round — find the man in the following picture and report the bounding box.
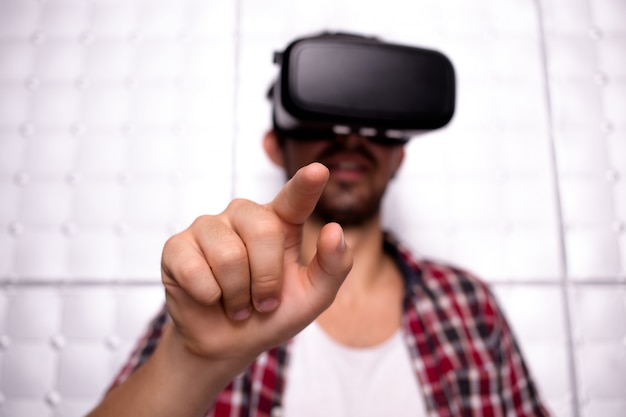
[88,33,550,417]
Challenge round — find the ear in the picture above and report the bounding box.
[263,130,285,167]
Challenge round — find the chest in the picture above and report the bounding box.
[281,322,429,417]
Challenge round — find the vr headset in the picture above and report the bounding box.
[271,33,456,143]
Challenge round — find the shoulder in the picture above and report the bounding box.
[385,232,493,301]
[385,233,503,331]
[418,258,492,303]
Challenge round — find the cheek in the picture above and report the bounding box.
[389,148,405,176]
[284,142,326,170]
[377,149,403,179]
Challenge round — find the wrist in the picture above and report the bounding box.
[161,323,255,389]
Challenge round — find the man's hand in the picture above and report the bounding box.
[87,163,352,417]
[161,162,353,362]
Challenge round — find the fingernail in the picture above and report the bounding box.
[232,307,251,321]
[256,297,279,313]
[337,229,346,253]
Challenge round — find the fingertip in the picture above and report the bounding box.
[294,162,329,189]
[271,163,330,225]
[306,161,330,177]
[321,222,346,254]
[336,224,346,254]
[316,222,353,275]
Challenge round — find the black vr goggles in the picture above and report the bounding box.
[271,33,456,144]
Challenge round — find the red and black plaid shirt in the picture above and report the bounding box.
[111,234,550,417]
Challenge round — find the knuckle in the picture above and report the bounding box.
[251,275,281,302]
[161,235,188,275]
[199,285,222,305]
[176,254,207,279]
[213,240,248,267]
[164,258,223,306]
[251,218,284,241]
[187,214,214,234]
[253,272,281,289]
[192,213,215,225]
[162,233,182,257]
[224,292,250,308]
[226,198,253,212]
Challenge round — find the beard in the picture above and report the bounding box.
[310,179,385,227]
[282,139,393,228]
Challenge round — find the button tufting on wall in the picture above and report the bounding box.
[605,169,620,183]
[30,31,45,45]
[444,222,458,235]
[170,171,185,184]
[25,76,40,90]
[19,123,35,138]
[175,76,189,90]
[45,390,61,407]
[74,76,90,90]
[117,172,133,185]
[573,333,584,349]
[601,120,614,134]
[105,334,121,350]
[613,221,625,235]
[61,221,78,237]
[79,31,93,46]
[114,222,129,237]
[8,221,24,237]
[593,72,609,86]
[498,222,512,234]
[71,123,86,137]
[171,122,185,136]
[65,172,81,186]
[588,27,603,41]
[121,123,135,136]
[125,76,137,90]
[127,31,142,45]
[13,171,29,186]
[178,31,192,45]
[50,334,66,350]
[0,334,11,351]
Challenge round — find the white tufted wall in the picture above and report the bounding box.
[0,0,624,416]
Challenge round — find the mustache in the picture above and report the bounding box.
[315,142,377,165]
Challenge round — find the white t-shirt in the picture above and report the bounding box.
[282,321,428,417]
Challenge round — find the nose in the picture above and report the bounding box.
[336,133,368,149]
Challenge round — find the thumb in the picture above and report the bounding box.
[304,222,353,307]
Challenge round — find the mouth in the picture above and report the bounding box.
[324,155,371,182]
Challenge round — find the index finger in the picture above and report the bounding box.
[268,162,329,226]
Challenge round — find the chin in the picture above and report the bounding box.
[313,205,380,228]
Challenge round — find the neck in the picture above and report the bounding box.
[302,216,405,347]
[302,216,389,293]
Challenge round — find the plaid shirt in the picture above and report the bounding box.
[112,234,550,417]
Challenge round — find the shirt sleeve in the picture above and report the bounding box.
[405,257,552,417]
[107,303,170,391]
[485,289,552,416]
